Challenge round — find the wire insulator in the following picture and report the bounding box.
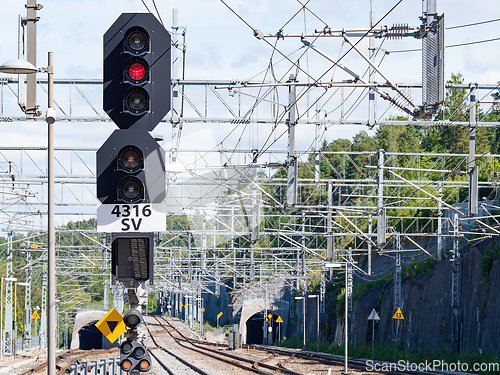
[387,23,409,39]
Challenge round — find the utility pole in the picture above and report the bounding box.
[437,183,443,259]
[377,149,386,245]
[231,207,236,289]
[286,74,297,209]
[40,262,47,349]
[251,159,259,284]
[451,214,461,351]
[368,214,373,274]
[393,233,403,360]
[4,233,14,357]
[25,0,41,116]
[24,250,32,350]
[314,100,321,183]
[347,248,353,342]
[327,181,333,281]
[468,83,478,217]
[368,4,376,126]
[202,211,207,271]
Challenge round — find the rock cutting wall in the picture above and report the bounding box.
[345,237,500,354]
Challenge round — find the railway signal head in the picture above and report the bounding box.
[120,307,150,372]
[96,129,165,205]
[120,339,151,372]
[104,13,171,131]
[111,232,153,283]
[123,308,143,329]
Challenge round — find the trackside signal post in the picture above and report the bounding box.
[98,12,170,373]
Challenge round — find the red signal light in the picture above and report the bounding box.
[128,62,146,81]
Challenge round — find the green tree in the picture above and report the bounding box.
[423,72,492,155]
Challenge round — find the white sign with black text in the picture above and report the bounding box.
[97,203,166,232]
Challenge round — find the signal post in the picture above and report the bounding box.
[97,13,171,373]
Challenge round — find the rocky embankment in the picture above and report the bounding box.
[343,237,500,354]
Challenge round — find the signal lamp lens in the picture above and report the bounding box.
[127,31,148,53]
[125,313,141,328]
[128,62,146,81]
[121,341,133,354]
[139,359,150,370]
[119,147,142,171]
[121,359,133,370]
[119,177,143,202]
[134,346,146,357]
[126,90,148,113]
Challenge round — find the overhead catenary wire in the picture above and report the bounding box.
[151,0,164,27]
[389,36,500,54]
[251,0,406,160]
[140,0,153,14]
[446,17,500,30]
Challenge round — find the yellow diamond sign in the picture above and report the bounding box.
[95,308,127,343]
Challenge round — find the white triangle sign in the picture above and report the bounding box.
[367,308,380,321]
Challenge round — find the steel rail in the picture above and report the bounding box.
[154,315,305,375]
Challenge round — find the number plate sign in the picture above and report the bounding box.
[97,203,166,232]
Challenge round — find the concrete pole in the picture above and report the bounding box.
[47,51,56,375]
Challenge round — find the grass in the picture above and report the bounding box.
[479,241,500,290]
[403,256,437,278]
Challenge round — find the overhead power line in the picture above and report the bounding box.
[388,36,500,53]
[446,17,500,30]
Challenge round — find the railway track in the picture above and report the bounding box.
[19,348,119,375]
[150,316,462,375]
[148,315,308,375]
